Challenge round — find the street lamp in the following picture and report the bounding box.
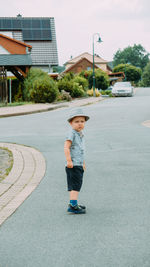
[92,33,102,96]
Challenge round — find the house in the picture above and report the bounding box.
[64,52,125,84]
[64,52,112,74]
[0,33,32,80]
[0,15,58,72]
[109,72,125,85]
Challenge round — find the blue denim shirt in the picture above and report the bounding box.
[66,129,85,166]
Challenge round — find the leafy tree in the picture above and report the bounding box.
[113,64,142,82]
[113,44,149,70]
[140,61,150,87]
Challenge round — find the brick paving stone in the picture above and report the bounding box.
[0,143,46,226]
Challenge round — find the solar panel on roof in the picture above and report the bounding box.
[32,30,41,39]
[22,19,32,28]
[42,30,51,40]
[32,19,41,28]
[12,19,21,29]
[0,17,52,41]
[41,19,50,28]
[22,30,33,40]
[1,19,12,29]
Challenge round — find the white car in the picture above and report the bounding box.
[112,82,134,97]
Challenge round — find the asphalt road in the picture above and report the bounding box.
[0,87,150,267]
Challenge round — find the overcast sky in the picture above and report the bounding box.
[0,0,150,65]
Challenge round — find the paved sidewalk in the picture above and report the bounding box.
[0,96,103,118]
[0,143,46,226]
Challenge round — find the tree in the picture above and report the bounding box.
[113,44,149,70]
[113,64,142,83]
[140,61,150,87]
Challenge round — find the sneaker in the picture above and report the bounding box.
[79,204,86,209]
[68,203,86,209]
[67,204,86,214]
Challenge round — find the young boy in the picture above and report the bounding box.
[64,108,90,214]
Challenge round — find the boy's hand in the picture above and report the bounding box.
[83,162,86,171]
[67,160,73,168]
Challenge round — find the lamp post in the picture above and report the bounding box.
[92,33,102,96]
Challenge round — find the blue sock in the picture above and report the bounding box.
[70,200,78,207]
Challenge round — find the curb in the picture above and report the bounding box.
[0,104,69,118]
[0,97,104,118]
[0,143,46,226]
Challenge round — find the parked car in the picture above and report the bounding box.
[112,82,134,97]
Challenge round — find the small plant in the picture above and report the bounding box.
[57,90,72,101]
[87,88,101,97]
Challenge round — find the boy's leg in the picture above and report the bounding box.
[69,190,79,200]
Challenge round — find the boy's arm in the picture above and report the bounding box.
[83,161,86,171]
[64,140,73,168]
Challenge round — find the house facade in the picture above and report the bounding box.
[64,52,125,84]
[0,33,32,80]
[64,52,112,74]
[0,15,59,72]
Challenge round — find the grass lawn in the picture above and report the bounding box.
[0,102,33,108]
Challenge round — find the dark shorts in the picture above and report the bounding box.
[65,166,84,192]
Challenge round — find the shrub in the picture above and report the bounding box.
[57,90,72,101]
[57,79,74,94]
[113,64,142,82]
[79,70,92,79]
[8,78,22,102]
[139,61,150,87]
[73,76,88,91]
[88,69,109,90]
[72,83,85,97]
[14,84,23,102]
[87,88,101,97]
[63,72,75,81]
[23,68,58,103]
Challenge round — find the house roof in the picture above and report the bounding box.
[108,72,125,77]
[0,33,32,48]
[65,52,108,67]
[63,57,98,73]
[0,54,32,66]
[0,17,52,41]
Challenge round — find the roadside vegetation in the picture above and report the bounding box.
[1,43,149,107]
[0,147,13,181]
